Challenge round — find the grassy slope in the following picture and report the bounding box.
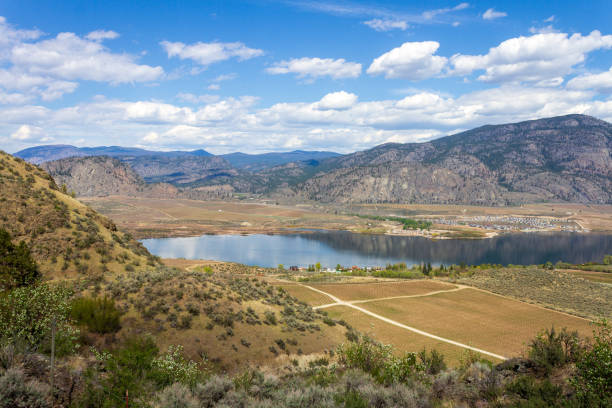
[0,151,350,373]
[0,151,157,280]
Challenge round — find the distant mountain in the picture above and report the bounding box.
[221,150,341,171]
[20,114,612,205]
[15,145,212,164]
[295,114,612,205]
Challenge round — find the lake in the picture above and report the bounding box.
[141,231,612,268]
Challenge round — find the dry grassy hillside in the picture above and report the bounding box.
[0,150,351,372]
[0,150,157,279]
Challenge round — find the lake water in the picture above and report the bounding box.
[141,231,612,268]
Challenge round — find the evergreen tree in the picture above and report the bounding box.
[0,228,40,290]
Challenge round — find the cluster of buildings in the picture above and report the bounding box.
[429,215,583,232]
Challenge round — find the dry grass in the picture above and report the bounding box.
[309,280,457,301]
[359,288,594,358]
[275,284,335,306]
[562,269,612,284]
[325,306,487,366]
[459,268,612,319]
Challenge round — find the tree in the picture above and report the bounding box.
[0,228,40,291]
[315,262,321,272]
[572,320,612,406]
[603,255,612,265]
[277,264,284,271]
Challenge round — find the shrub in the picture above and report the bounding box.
[194,375,233,407]
[0,284,76,353]
[70,296,121,334]
[0,228,40,290]
[151,345,204,387]
[572,320,612,406]
[155,383,199,408]
[0,368,50,408]
[528,326,582,373]
[264,311,277,325]
[418,348,447,375]
[337,337,423,385]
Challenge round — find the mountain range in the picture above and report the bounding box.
[16,114,612,205]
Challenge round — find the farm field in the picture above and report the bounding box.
[325,306,474,365]
[359,288,593,358]
[276,284,335,306]
[309,280,458,301]
[282,279,597,362]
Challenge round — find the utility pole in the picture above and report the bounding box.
[50,318,56,401]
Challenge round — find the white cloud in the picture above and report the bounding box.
[317,91,358,110]
[423,3,469,20]
[267,57,362,80]
[568,66,612,92]
[363,19,408,32]
[85,30,119,41]
[207,84,221,91]
[450,31,612,83]
[11,33,163,84]
[161,40,263,67]
[367,41,447,80]
[3,85,608,154]
[483,8,507,20]
[10,124,46,141]
[176,93,220,104]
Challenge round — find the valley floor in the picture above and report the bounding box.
[82,196,612,239]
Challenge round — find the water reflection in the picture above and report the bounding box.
[141,231,612,268]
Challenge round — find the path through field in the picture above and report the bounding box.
[302,283,508,361]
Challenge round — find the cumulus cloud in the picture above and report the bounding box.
[7,83,606,154]
[483,8,507,20]
[11,33,163,84]
[10,124,47,141]
[316,91,358,110]
[450,31,612,83]
[367,41,447,80]
[363,19,408,31]
[568,66,612,92]
[267,57,362,80]
[0,17,163,103]
[161,40,263,67]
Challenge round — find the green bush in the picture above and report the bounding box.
[418,349,447,375]
[70,296,121,334]
[528,326,582,373]
[0,284,77,354]
[337,336,423,385]
[0,228,40,290]
[572,320,612,406]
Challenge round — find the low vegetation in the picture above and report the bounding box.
[355,214,433,230]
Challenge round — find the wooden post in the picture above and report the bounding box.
[50,318,56,400]
[125,389,129,408]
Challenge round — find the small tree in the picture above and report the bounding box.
[0,229,40,290]
[572,320,612,406]
[315,262,322,272]
[603,255,612,265]
[277,264,284,271]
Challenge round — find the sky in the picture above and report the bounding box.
[1,0,612,154]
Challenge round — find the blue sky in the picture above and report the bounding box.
[1,0,611,154]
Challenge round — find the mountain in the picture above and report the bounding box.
[221,150,341,171]
[0,150,159,278]
[294,114,612,205]
[15,145,212,164]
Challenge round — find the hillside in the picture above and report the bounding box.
[295,114,612,205]
[221,150,341,171]
[0,150,350,373]
[0,151,159,279]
